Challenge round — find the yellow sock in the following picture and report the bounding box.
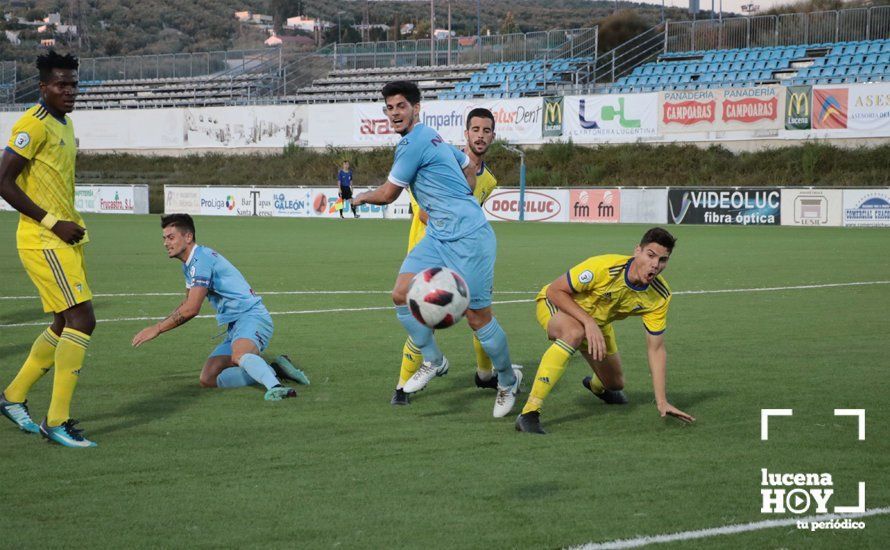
[472,333,493,379]
[587,374,606,394]
[397,337,423,388]
[521,339,576,414]
[47,328,90,427]
[4,327,59,402]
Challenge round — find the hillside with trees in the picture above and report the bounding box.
[0,0,697,64]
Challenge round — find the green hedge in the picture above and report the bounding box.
[75,141,890,212]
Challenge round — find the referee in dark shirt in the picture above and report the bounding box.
[337,160,359,218]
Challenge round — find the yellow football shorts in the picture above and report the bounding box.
[18,246,93,313]
[535,297,618,356]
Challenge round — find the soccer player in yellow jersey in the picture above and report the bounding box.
[0,51,98,448]
[391,107,501,405]
[515,228,695,434]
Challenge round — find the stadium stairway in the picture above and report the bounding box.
[438,58,595,100]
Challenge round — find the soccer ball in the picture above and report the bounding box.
[407,267,470,329]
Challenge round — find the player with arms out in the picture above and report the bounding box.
[132,214,306,399]
[0,51,98,448]
[392,107,501,405]
[353,81,522,417]
[516,228,695,434]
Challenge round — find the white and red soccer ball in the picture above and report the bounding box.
[407,267,470,329]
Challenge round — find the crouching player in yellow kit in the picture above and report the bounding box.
[391,107,500,405]
[515,228,695,434]
[0,51,98,447]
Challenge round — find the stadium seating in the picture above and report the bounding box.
[281,58,593,103]
[609,38,890,93]
[282,64,485,103]
[75,74,273,109]
[438,58,594,100]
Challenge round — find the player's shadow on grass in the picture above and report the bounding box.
[0,307,44,326]
[89,381,206,436]
[0,342,32,360]
[660,389,725,409]
[413,380,488,417]
[545,389,725,429]
[414,359,542,417]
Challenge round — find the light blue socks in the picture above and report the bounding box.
[475,317,516,387]
[396,305,444,366]
[237,353,280,390]
[215,367,258,388]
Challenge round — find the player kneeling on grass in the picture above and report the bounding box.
[515,227,695,434]
[131,214,309,399]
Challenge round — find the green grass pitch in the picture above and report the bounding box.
[1,212,888,548]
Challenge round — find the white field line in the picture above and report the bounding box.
[0,281,887,329]
[0,290,534,300]
[570,507,890,549]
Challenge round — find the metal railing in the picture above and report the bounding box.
[9,48,282,106]
[282,55,338,97]
[0,61,16,104]
[665,5,890,52]
[330,27,598,70]
[590,24,666,86]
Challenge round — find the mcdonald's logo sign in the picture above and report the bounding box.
[785,86,812,130]
[543,96,564,137]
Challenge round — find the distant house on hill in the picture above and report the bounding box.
[286,16,332,32]
[235,11,273,25]
[432,28,455,40]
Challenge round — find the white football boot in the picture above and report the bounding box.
[493,366,523,418]
[403,356,449,394]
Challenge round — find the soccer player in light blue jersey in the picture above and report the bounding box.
[352,81,522,418]
[132,214,306,400]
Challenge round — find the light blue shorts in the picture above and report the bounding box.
[400,224,496,310]
[209,309,274,358]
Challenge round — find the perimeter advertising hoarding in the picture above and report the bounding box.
[660,86,783,133]
[568,189,620,223]
[482,188,569,222]
[843,189,890,227]
[780,189,843,226]
[785,86,812,130]
[668,188,781,225]
[564,94,659,142]
[419,97,543,143]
